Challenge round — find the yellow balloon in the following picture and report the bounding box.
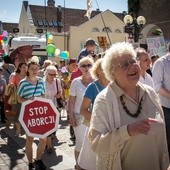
[47,39,52,44]
[48,35,53,40]
[65,51,70,58]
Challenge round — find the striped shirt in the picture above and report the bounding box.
[17,77,45,99]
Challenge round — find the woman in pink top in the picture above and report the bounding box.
[10,62,27,136]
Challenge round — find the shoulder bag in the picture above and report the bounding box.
[56,78,64,108]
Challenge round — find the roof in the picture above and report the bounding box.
[29,5,101,33]
[2,22,18,33]
[1,3,124,34]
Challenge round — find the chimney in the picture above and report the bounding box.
[23,1,28,11]
[47,0,55,7]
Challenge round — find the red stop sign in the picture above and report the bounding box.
[19,97,60,138]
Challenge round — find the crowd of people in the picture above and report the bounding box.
[0,39,170,170]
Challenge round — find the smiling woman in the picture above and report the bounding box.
[88,42,169,170]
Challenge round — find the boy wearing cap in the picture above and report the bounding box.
[77,38,98,63]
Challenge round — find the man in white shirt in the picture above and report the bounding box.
[152,43,170,157]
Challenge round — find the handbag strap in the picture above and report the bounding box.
[3,66,11,75]
[93,82,100,93]
[56,78,59,95]
[32,80,38,97]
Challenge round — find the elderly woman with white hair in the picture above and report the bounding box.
[43,65,62,153]
[88,42,169,170]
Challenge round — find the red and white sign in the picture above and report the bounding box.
[19,97,60,138]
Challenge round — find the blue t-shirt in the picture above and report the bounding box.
[17,77,45,99]
[77,48,89,63]
[84,80,104,107]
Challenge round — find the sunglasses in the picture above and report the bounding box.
[80,64,92,68]
[48,73,57,76]
[115,59,137,70]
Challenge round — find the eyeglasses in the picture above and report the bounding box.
[48,73,57,76]
[115,59,137,70]
[140,58,151,62]
[80,64,92,68]
[29,68,39,71]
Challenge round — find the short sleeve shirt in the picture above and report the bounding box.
[69,77,86,113]
[84,80,104,107]
[70,68,82,80]
[17,77,45,99]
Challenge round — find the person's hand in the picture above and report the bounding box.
[69,116,77,127]
[10,83,15,88]
[55,94,61,99]
[127,118,158,136]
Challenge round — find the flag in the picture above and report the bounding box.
[84,0,93,20]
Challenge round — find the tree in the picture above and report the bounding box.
[128,0,140,16]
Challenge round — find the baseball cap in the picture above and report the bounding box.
[68,58,77,65]
[85,38,98,46]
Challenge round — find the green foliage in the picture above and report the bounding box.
[128,0,140,15]
[152,29,163,36]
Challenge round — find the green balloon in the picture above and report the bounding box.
[46,44,56,54]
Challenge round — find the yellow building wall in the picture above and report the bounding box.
[69,10,126,59]
[48,35,67,63]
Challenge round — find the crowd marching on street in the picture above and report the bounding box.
[1,37,170,170]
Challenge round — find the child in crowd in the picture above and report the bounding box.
[61,71,70,101]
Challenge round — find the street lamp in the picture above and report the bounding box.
[123,14,146,43]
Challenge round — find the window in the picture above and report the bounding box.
[92,28,100,32]
[102,27,112,32]
[48,21,53,27]
[115,29,121,33]
[58,22,63,27]
[43,20,48,26]
[53,21,58,27]
[37,20,43,26]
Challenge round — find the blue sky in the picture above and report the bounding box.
[0,0,128,23]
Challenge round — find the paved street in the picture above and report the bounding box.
[0,110,76,170]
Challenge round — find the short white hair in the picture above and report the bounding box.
[102,42,136,81]
[44,65,58,76]
[78,56,94,68]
